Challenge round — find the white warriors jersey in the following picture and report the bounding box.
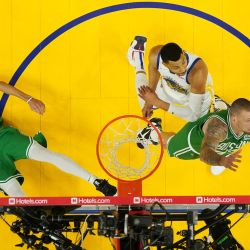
[157,51,213,105]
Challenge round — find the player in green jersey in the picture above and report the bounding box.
[0,81,117,197]
[137,95,250,174]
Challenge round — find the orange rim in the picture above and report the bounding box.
[96,114,164,182]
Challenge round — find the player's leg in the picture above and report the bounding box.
[0,178,25,197]
[136,116,175,149]
[4,127,117,196]
[161,131,176,147]
[136,117,200,160]
[0,127,27,196]
[27,141,117,196]
[136,117,162,148]
[166,124,200,160]
[127,35,147,72]
[128,36,148,108]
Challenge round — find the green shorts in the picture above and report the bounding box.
[166,123,200,160]
[0,126,33,184]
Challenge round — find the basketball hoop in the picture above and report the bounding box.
[96,115,164,196]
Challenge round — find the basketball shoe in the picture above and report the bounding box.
[94,179,117,196]
[136,118,162,149]
[127,35,147,70]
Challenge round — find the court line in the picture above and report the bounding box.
[1,2,249,115]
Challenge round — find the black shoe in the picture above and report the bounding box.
[132,36,147,51]
[136,118,162,149]
[94,179,117,196]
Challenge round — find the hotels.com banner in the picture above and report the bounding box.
[0,196,249,206]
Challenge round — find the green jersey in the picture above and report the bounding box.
[167,110,250,160]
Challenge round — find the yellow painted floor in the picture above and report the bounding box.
[0,0,249,249]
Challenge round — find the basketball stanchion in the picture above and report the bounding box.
[96,114,164,250]
[96,115,164,196]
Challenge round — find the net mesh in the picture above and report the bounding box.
[97,116,163,181]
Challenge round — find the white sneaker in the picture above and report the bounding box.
[214,95,230,111]
[210,165,226,175]
[127,36,147,68]
[136,118,162,149]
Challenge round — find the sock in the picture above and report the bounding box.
[0,178,26,197]
[28,141,98,185]
[134,51,145,71]
[136,72,148,107]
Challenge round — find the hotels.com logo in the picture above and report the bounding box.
[133,197,141,204]
[196,196,203,204]
[8,198,16,205]
[71,197,78,204]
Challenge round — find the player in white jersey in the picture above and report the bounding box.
[128,36,228,175]
[127,36,222,121]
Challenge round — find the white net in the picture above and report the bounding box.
[97,116,163,181]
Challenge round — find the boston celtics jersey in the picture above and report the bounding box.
[189,110,250,156]
[167,109,250,160]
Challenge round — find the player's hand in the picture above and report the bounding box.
[28,98,45,115]
[220,149,242,171]
[142,103,153,118]
[138,86,159,106]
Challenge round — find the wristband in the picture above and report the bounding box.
[26,97,33,103]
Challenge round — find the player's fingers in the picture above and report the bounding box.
[148,110,153,118]
[231,163,238,168]
[233,159,241,163]
[233,155,242,161]
[227,165,237,171]
[38,104,45,114]
[233,149,242,156]
[235,154,242,158]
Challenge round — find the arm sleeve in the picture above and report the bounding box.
[168,93,207,121]
[187,92,206,118]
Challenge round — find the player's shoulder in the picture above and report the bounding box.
[188,58,208,84]
[190,57,208,74]
[148,45,163,66]
[207,116,227,126]
[203,115,228,136]
[149,45,163,55]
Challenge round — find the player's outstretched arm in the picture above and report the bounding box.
[200,117,241,171]
[187,60,208,120]
[0,81,45,114]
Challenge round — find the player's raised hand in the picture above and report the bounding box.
[220,149,242,171]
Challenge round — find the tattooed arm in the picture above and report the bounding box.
[200,117,242,171]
